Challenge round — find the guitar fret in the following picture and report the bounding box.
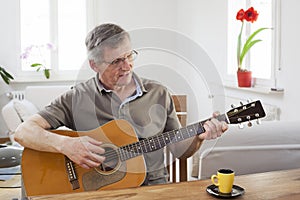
[136,143,142,154]
[180,127,188,140]
[149,137,156,151]
[162,132,170,146]
[196,122,205,135]
[141,139,147,153]
[126,144,132,159]
[155,135,162,149]
[163,134,168,146]
[180,128,185,139]
[144,138,150,152]
[173,130,182,143]
[123,147,128,160]
[118,148,125,161]
[157,134,163,148]
[189,125,197,137]
[129,144,135,158]
[168,131,174,143]
[144,138,151,152]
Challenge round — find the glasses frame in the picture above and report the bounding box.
[102,50,138,66]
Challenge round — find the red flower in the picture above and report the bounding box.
[236,9,245,22]
[236,7,259,23]
[244,7,259,23]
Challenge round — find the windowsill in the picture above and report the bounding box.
[224,82,284,95]
[10,70,94,84]
[11,76,83,84]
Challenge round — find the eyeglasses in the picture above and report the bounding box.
[103,50,138,66]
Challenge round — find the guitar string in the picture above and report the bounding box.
[70,104,258,169]
[97,105,261,163]
[101,122,202,162]
[75,123,203,167]
[77,105,258,170]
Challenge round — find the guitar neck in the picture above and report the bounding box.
[112,114,228,162]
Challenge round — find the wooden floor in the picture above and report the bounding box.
[0,174,22,199]
[0,137,22,199]
[0,137,10,144]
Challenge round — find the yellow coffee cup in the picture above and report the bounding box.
[211,169,234,194]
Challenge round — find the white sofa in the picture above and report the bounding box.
[191,120,300,179]
[2,86,300,181]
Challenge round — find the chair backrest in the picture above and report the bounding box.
[166,95,187,182]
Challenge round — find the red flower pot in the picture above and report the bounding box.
[237,70,252,87]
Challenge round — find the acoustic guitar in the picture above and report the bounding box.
[22,100,265,196]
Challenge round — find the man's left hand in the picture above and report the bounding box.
[199,112,228,140]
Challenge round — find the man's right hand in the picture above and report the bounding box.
[61,136,106,169]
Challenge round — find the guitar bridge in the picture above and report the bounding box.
[65,156,80,190]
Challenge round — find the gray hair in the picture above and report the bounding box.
[85,23,130,64]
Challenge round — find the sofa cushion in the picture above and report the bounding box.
[13,99,39,122]
[2,101,22,132]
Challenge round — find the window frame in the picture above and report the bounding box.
[225,0,281,88]
[16,0,98,82]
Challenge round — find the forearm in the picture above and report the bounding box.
[179,136,203,159]
[169,136,203,159]
[14,114,67,153]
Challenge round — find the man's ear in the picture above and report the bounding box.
[89,60,100,72]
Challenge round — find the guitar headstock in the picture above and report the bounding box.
[227,100,266,125]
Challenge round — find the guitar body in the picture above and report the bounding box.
[22,119,146,196]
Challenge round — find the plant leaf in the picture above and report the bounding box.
[1,68,14,80]
[0,71,10,84]
[240,39,263,65]
[36,67,41,72]
[0,67,14,84]
[31,63,43,67]
[44,69,50,79]
[243,27,269,50]
[239,27,269,65]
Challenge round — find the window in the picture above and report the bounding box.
[227,0,280,87]
[20,0,94,81]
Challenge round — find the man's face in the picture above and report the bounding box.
[95,38,134,89]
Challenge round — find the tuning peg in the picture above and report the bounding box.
[247,121,252,127]
[231,104,235,108]
[240,101,244,106]
[238,123,244,129]
[247,99,253,103]
[256,119,262,125]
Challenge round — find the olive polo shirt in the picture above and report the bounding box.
[38,72,181,184]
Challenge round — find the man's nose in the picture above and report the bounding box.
[120,58,131,70]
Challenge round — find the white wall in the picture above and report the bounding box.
[177,0,300,122]
[1,0,300,135]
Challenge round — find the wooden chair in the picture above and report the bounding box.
[166,95,188,182]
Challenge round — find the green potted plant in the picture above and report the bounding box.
[0,66,14,84]
[236,7,269,87]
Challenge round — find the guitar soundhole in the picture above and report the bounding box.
[96,146,120,174]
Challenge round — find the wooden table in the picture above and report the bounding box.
[28,168,300,200]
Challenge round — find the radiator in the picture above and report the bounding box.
[6,91,25,100]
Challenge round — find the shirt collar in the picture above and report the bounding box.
[96,72,147,95]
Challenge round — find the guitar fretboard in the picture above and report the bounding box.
[104,114,228,162]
